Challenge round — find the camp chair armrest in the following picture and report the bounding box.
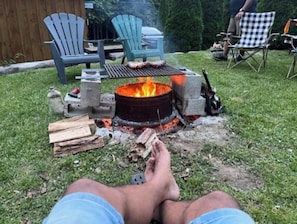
[282,34,297,49]
[217,32,240,42]
[281,34,297,40]
[268,33,280,41]
[217,32,232,38]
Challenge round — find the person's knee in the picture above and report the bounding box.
[65,178,96,195]
[206,190,241,209]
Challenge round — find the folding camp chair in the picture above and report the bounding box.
[282,19,297,79]
[111,14,164,64]
[227,12,278,72]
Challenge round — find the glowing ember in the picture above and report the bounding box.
[115,77,171,98]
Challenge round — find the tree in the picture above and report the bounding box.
[162,0,204,52]
[200,0,225,49]
[86,0,119,23]
[113,0,160,26]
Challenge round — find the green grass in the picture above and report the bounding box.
[1,50,297,223]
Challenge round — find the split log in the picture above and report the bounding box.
[49,125,92,143]
[48,114,95,133]
[53,135,104,157]
[135,128,159,159]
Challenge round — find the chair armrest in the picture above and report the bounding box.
[83,40,105,68]
[217,32,240,42]
[44,40,62,64]
[217,32,231,37]
[270,33,280,41]
[282,34,297,49]
[282,34,297,39]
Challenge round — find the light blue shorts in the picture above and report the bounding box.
[189,208,255,224]
[43,192,254,224]
[42,192,124,224]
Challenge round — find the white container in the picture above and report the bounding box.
[47,87,64,114]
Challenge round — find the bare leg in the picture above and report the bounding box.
[223,40,230,58]
[64,140,179,224]
[144,153,240,224]
[160,191,241,224]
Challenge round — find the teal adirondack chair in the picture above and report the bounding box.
[44,13,105,84]
[111,14,164,63]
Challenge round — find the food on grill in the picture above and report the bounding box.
[127,61,149,69]
[127,60,166,69]
[149,60,166,68]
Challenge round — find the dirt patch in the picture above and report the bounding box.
[107,115,263,191]
[210,158,264,191]
[160,116,264,191]
[162,116,231,153]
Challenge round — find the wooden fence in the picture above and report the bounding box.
[0,0,86,64]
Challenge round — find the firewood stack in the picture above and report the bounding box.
[48,114,104,156]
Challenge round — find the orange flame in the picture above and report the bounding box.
[115,77,171,98]
[135,77,156,97]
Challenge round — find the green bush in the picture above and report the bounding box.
[161,0,203,52]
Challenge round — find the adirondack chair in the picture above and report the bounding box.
[44,13,105,84]
[111,14,164,64]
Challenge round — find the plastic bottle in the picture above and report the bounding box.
[47,87,64,114]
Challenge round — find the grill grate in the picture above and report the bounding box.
[104,64,185,79]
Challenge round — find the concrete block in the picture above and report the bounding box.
[90,93,116,119]
[80,77,101,107]
[170,69,202,99]
[63,93,116,119]
[175,96,206,116]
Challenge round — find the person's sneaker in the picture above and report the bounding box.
[213,52,228,61]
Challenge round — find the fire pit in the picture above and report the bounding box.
[114,79,176,127]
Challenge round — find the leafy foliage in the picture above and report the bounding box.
[200,0,225,49]
[161,0,203,52]
[87,0,297,50]
[86,0,119,23]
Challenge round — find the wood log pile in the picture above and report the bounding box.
[48,114,104,157]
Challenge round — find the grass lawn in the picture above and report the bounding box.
[1,50,297,223]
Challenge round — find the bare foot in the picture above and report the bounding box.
[144,157,155,182]
[150,140,180,201]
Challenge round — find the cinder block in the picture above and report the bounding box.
[91,93,116,119]
[170,70,202,99]
[175,96,206,116]
[80,78,101,107]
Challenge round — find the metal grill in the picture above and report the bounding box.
[104,64,185,79]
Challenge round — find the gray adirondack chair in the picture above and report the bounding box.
[44,13,105,84]
[111,14,164,64]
